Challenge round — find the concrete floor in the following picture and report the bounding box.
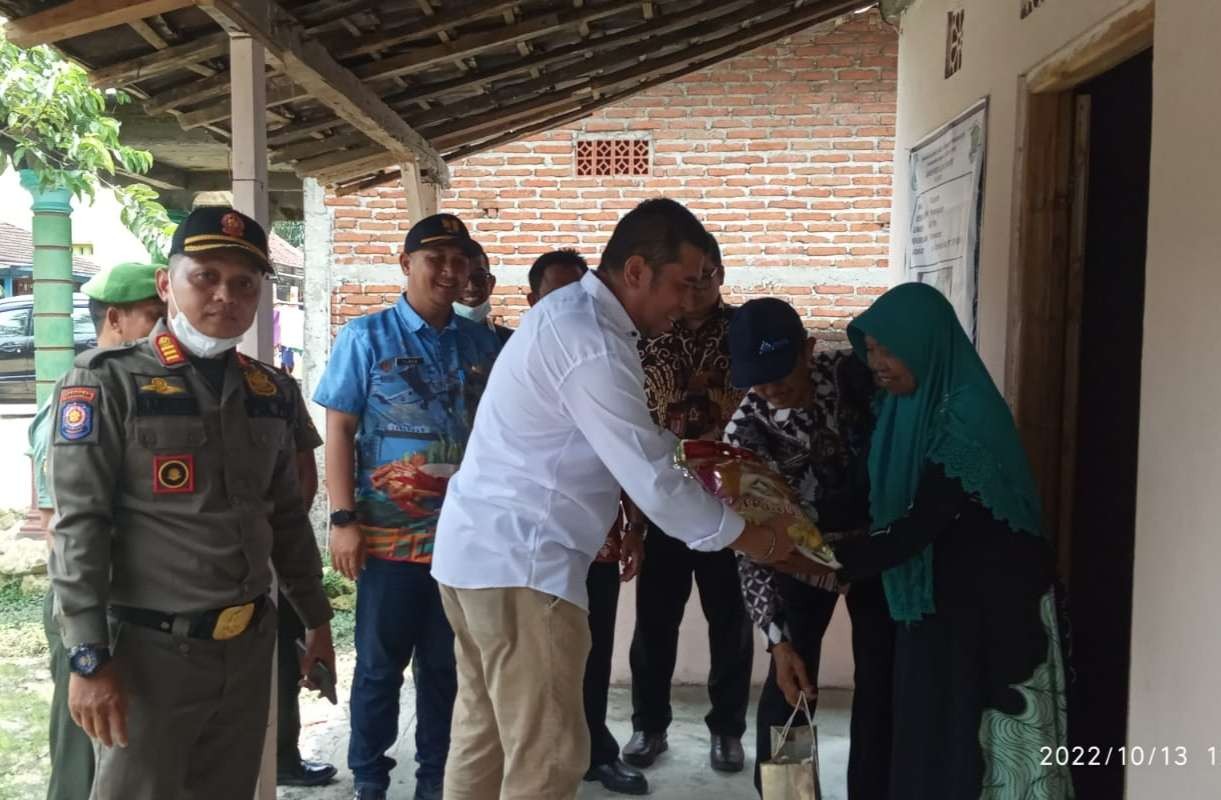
[281,663,851,800]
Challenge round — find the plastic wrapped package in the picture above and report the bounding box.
[674,440,840,569]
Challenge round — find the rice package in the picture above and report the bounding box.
[674,440,840,569]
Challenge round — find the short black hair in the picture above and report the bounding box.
[87,298,109,335]
[528,248,589,295]
[599,198,710,275]
[707,231,723,269]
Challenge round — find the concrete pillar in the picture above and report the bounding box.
[20,170,75,405]
[302,178,332,548]
[225,34,276,800]
[229,33,273,365]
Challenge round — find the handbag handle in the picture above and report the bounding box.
[776,690,817,745]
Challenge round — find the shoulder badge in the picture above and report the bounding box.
[154,334,187,367]
[58,386,97,442]
[235,354,280,398]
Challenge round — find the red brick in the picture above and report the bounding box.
[328,11,896,325]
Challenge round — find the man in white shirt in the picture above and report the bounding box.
[432,198,801,800]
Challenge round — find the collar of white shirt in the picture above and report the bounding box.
[580,269,639,340]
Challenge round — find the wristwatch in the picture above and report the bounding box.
[68,643,111,677]
[330,508,358,526]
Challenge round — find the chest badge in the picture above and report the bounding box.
[140,377,186,395]
[244,368,278,397]
[155,334,187,367]
[153,454,195,494]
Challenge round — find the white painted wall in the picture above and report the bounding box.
[1127,1,1221,795]
[888,0,1134,383]
[0,169,151,267]
[891,0,1221,794]
[608,578,857,689]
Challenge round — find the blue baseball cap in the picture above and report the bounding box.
[728,298,807,389]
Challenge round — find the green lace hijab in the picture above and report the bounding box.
[847,283,1044,623]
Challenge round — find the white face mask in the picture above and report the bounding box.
[166,281,245,359]
[453,300,492,324]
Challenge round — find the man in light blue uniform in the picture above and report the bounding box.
[315,213,500,800]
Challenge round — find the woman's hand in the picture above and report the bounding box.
[771,642,816,707]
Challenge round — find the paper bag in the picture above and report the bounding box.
[760,692,821,800]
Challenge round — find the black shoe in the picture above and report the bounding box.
[354,788,387,800]
[622,731,668,768]
[710,735,745,773]
[276,759,337,787]
[585,759,650,795]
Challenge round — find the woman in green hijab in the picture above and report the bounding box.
[832,283,1074,800]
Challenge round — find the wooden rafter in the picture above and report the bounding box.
[462,0,789,109]
[177,74,306,128]
[352,0,641,82]
[89,31,230,89]
[273,130,373,163]
[443,0,859,160]
[382,0,755,109]
[430,93,581,148]
[411,0,814,148]
[195,0,449,185]
[2,0,195,48]
[341,0,522,59]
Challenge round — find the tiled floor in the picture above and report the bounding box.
[282,670,851,800]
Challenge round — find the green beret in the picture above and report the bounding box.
[80,262,162,305]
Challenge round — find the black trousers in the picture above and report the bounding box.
[276,591,306,769]
[629,524,753,738]
[753,576,894,800]
[584,561,622,769]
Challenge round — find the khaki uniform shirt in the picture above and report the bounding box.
[48,320,331,648]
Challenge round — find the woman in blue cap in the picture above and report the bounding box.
[832,282,1074,800]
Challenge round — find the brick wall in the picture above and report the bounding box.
[328,10,897,340]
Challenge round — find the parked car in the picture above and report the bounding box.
[0,293,97,403]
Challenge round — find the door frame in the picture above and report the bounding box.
[1004,0,1155,581]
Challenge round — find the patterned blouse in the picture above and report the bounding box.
[722,349,875,648]
[638,303,744,441]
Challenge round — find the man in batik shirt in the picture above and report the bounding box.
[723,298,893,798]
[624,235,753,774]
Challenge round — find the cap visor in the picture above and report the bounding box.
[730,348,799,389]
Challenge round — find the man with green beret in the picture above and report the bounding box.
[47,207,334,799]
[32,262,164,800]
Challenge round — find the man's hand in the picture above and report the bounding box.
[69,664,127,748]
[620,527,645,583]
[732,518,796,565]
[329,524,365,580]
[772,642,816,708]
[300,623,336,694]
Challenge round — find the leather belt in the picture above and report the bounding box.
[110,595,268,641]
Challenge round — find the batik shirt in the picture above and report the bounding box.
[638,303,743,441]
[314,295,500,564]
[723,349,875,647]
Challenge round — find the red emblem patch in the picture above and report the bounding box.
[155,334,186,367]
[153,454,195,494]
[220,211,246,238]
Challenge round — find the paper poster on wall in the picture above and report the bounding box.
[904,98,988,341]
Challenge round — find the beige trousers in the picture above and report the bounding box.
[439,585,591,800]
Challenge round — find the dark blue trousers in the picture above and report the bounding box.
[349,557,456,793]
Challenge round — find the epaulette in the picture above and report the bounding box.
[236,351,293,397]
[73,340,142,369]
